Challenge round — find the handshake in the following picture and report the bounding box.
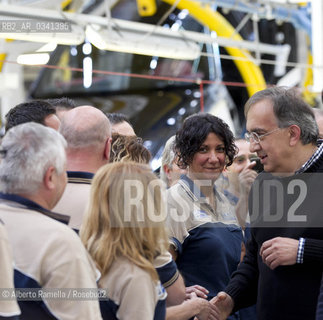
[194,291,234,320]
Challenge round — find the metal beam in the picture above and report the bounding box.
[0,3,291,57]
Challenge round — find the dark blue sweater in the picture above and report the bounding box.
[225,154,323,320]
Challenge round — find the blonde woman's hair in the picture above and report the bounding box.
[80,162,168,282]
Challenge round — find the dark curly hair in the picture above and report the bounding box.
[175,113,237,168]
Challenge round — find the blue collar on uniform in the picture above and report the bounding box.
[0,192,70,225]
[180,174,205,199]
[67,171,94,184]
[222,189,239,205]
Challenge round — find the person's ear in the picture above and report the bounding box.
[44,166,56,190]
[163,164,172,181]
[288,125,301,146]
[104,137,112,161]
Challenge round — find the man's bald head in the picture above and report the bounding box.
[60,106,111,150]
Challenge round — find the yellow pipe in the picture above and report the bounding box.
[0,39,14,72]
[136,0,157,16]
[300,35,319,106]
[0,53,6,72]
[0,52,5,127]
[302,52,317,106]
[162,0,266,96]
[61,0,73,10]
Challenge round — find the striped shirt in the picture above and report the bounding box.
[295,140,323,263]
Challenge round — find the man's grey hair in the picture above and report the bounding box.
[160,136,176,185]
[59,106,111,150]
[244,86,318,145]
[0,122,66,194]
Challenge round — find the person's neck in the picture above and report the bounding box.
[188,173,215,198]
[18,193,51,210]
[294,143,317,170]
[66,155,107,174]
[277,143,318,177]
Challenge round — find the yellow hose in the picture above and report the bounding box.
[302,52,318,106]
[136,0,157,16]
[162,0,266,96]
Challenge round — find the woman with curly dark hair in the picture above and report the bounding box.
[166,113,255,320]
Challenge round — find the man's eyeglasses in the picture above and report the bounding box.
[245,128,281,144]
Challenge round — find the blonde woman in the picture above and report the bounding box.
[81,162,218,320]
[81,162,167,319]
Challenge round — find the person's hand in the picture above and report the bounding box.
[240,242,246,262]
[186,285,209,299]
[209,291,234,320]
[167,292,219,320]
[260,237,299,269]
[195,300,220,320]
[238,162,258,196]
[184,293,218,320]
